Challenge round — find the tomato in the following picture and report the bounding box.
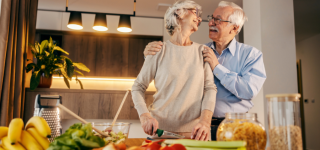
[159,146,175,150]
[127,146,145,150]
[145,140,152,143]
[146,142,162,150]
[116,143,127,150]
[169,144,187,150]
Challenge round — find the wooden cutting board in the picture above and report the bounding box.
[125,138,145,147]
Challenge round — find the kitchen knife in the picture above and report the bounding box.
[156,129,185,139]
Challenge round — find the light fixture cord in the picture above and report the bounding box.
[133,0,136,16]
[66,0,69,11]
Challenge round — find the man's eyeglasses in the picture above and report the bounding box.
[207,15,231,24]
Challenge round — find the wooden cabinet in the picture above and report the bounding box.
[23,88,155,122]
[36,30,162,77]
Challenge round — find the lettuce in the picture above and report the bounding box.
[48,123,105,150]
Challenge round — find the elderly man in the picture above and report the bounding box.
[144,1,266,140]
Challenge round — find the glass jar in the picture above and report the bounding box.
[216,113,267,150]
[266,93,303,150]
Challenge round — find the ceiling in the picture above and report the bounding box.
[37,0,319,42]
[37,0,242,20]
[293,0,320,42]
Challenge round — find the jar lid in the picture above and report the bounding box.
[265,93,301,101]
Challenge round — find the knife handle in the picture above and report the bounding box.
[152,126,164,137]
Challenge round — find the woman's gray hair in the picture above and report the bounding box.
[164,0,202,36]
[218,1,248,34]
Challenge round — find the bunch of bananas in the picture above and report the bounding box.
[0,116,51,150]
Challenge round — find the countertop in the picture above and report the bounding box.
[125,138,145,147]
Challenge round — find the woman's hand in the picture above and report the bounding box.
[140,113,159,136]
[191,110,213,141]
[191,121,211,141]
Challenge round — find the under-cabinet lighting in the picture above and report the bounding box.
[52,76,135,81]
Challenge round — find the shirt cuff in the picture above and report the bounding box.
[213,64,230,80]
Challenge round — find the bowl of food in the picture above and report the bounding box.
[92,122,132,144]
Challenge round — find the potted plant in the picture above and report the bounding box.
[26,37,90,90]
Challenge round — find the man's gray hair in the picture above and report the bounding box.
[218,1,248,34]
[164,0,202,36]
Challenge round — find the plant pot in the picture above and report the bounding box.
[37,73,52,88]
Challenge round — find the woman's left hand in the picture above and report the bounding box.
[191,121,211,141]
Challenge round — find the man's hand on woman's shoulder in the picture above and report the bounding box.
[144,41,163,57]
[203,46,219,71]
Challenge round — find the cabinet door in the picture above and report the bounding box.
[61,34,161,77]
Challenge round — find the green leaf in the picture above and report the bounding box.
[28,43,37,55]
[35,41,40,53]
[48,37,53,50]
[40,40,48,54]
[73,138,100,148]
[60,55,73,63]
[73,63,90,72]
[26,63,36,72]
[65,58,74,79]
[63,76,70,89]
[60,68,70,80]
[30,71,41,90]
[53,46,69,55]
[74,70,84,76]
[75,78,84,89]
[55,63,64,68]
[45,51,50,56]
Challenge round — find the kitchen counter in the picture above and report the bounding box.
[23,88,155,123]
[125,138,145,147]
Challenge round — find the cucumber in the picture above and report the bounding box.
[164,139,246,148]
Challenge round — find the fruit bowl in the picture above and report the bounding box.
[92,122,132,144]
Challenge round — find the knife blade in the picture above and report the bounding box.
[156,129,185,139]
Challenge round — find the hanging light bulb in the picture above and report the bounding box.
[93,13,108,31]
[117,15,132,32]
[67,12,83,30]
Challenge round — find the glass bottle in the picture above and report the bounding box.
[266,93,303,150]
[216,113,267,150]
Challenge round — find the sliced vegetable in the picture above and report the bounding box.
[48,123,105,150]
[186,147,246,150]
[164,140,246,148]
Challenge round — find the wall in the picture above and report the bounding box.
[260,0,298,95]
[296,33,320,150]
[243,0,265,127]
[0,0,2,17]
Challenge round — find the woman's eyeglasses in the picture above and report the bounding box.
[207,15,231,24]
[187,8,201,18]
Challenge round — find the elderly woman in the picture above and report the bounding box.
[131,0,217,141]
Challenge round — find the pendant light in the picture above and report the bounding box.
[93,13,108,31]
[117,15,132,32]
[67,12,83,30]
